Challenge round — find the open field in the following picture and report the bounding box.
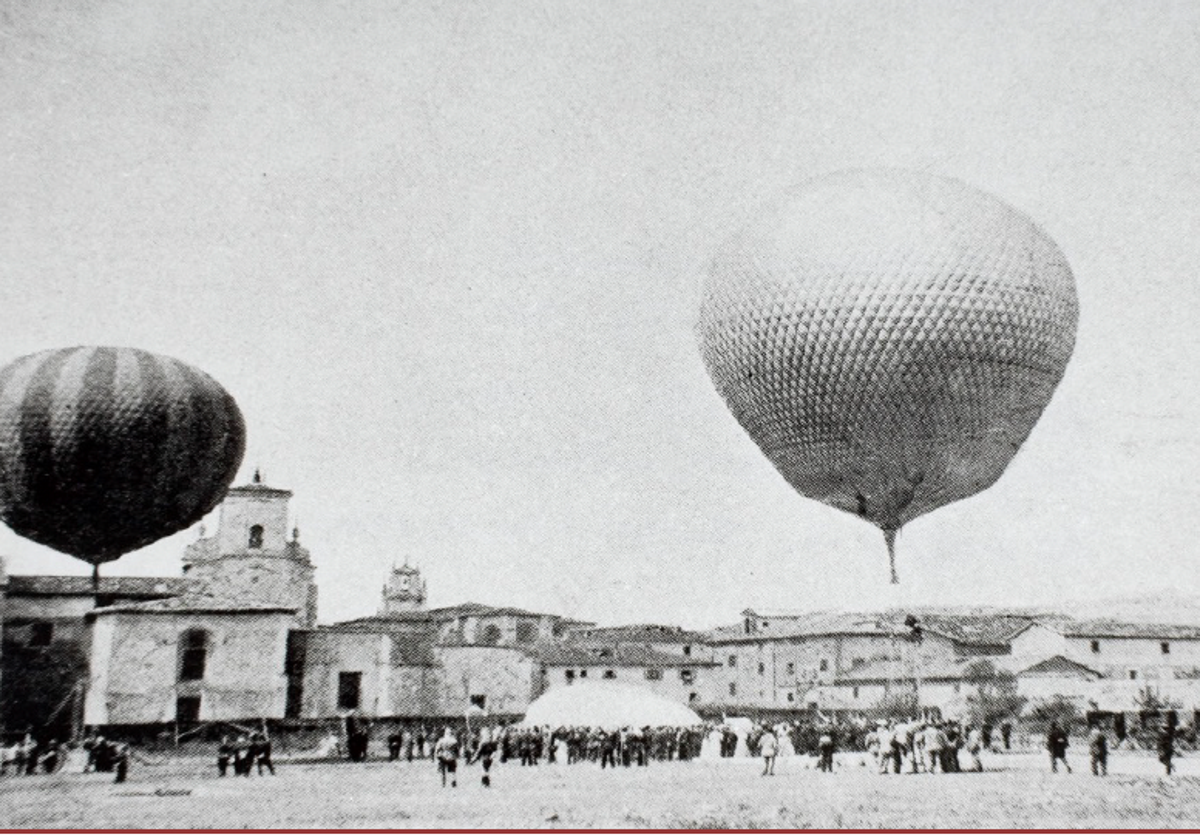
[2,750,1200,830]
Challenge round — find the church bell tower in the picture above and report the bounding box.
[380,561,426,615]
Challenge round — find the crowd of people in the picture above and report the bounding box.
[1,714,1185,789]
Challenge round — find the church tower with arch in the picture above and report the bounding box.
[379,560,427,615]
[181,471,318,627]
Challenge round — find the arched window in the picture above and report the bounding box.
[481,624,502,645]
[515,621,538,644]
[179,628,210,681]
[248,525,264,549]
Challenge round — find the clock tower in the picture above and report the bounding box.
[380,561,426,615]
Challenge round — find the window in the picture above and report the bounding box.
[565,669,575,684]
[682,645,691,656]
[819,659,828,672]
[728,682,737,697]
[178,629,209,682]
[1129,670,1138,680]
[853,686,860,699]
[728,654,737,667]
[786,692,794,702]
[176,696,201,724]
[1091,640,1101,653]
[852,657,865,668]
[248,524,264,549]
[645,668,662,681]
[680,669,695,685]
[762,621,770,628]
[580,669,588,678]
[28,622,53,647]
[481,624,502,645]
[516,622,538,644]
[470,694,487,710]
[786,662,795,676]
[757,662,765,676]
[602,669,616,680]
[689,692,699,704]
[1162,642,1171,655]
[954,683,961,693]
[338,671,362,710]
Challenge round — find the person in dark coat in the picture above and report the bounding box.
[253,731,275,775]
[1157,723,1175,776]
[113,743,129,784]
[1088,725,1108,777]
[1047,722,1071,773]
[217,736,233,777]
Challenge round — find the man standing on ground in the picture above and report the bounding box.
[1048,722,1071,774]
[1088,725,1108,777]
[1157,722,1175,777]
[758,728,777,776]
[435,727,459,788]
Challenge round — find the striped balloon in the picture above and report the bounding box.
[0,347,245,575]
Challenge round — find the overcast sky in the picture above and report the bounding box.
[2,0,1199,627]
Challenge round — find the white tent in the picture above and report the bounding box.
[522,683,703,728]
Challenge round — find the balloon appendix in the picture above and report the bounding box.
[0,168,1075,588]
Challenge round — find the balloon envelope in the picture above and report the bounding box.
[523,682,702,729]
[0,346,245,568]
[697,169,1078,571]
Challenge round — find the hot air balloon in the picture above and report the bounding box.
[697,169,1078,583]
[0,346,245,584]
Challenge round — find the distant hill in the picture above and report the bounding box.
[1035,588,1200,626]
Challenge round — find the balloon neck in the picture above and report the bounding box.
[882,527,900,585]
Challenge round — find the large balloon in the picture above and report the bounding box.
[0,346,245,580]
[697,169,1078,582]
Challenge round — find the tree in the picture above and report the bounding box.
[1026,695,1082,732]
[868,690,919,722]
[963,659,1026,729]
[1134,684,1181,716]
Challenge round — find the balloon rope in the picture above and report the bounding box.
[91,562,100,591]
[883,527,899,585]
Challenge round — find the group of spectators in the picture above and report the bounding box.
[215,731,276,777]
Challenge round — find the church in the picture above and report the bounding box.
[0,474,615,736]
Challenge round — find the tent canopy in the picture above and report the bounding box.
[522,682,702,728]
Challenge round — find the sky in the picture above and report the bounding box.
[2,0,1199,628]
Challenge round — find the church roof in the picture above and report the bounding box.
[89,592,296,615]
[6,575,193,598]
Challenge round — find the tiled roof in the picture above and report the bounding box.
[6,575,193,597]
[1018,655,1103,678]
[332,614,438,630]
[713,609,1054,646]
[897,612,1039,646]
[709,612,891,642]
[90,593,295,615]
[425,602,560,620]
[531,643,715,668]
[294,627,439,666]
[1051,620,1200,641]
[571,625,707,644]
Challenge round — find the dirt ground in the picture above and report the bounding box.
[2,749,1199,830]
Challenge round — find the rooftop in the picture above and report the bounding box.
[6,575,193,598]
[89,592,296,615]
[531,642,715,668]
[571,625,708,644]
[1046,619,1200,641]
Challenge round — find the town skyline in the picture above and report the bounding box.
[5,1,1200,629]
